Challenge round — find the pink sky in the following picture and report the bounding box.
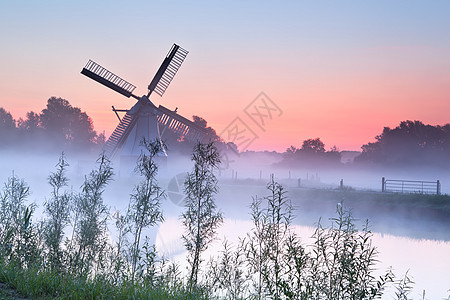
[1,1,449,152]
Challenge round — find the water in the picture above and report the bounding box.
[153,216,450,299]
[151,180,450,299]
[1,152,449,298]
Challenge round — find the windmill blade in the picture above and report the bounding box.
[156,105,210,142]
[81,60,137,98]
[148,44,188,97]
[103,110,137,158]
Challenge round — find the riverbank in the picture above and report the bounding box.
[217,181,450,241]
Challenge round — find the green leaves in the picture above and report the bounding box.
[128,138,166,284]
[181,141,223,290]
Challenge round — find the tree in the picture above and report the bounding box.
[0,98,104,151]
[18,111,40,132]
[356,120,450,166]
[181,141,223,290]
[277,138,341,168]
[0,108,16,147]
[192,115,220,142]
[40,97,97,148]
[301,138,325,153]
[163,115,222,156]
[286,145,297,155]
[0,108,15,131]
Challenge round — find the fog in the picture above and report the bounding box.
[0,147,449,298]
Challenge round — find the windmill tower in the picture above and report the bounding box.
[81,44,210,160]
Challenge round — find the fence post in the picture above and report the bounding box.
[382,177,385,192]
[437,180,441,195]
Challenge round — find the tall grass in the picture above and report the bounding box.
[0,143,440,299]
[127,139,165,283]
[181,141,223,291]
[44,153,71,271]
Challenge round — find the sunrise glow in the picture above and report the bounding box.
[1,1,449,152]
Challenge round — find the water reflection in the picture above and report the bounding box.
[155,216,450,299]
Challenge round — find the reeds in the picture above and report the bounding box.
[0,143,439,299]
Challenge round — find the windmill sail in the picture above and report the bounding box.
[103,112,136,157]
[81,43,197,160]
[81,60,137,98]
[148,44,188,96]
[156,105,210,142]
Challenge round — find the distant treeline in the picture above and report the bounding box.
[0,97,104,153]
[278,138,341,167]
[356,120,450,167]
[278,120,450,168]
[2,98,449,167]
[0,97,223,155]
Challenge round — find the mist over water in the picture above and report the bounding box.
[1,148,449,298]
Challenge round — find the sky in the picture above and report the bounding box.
[1,1,449,152]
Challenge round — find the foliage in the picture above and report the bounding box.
[43,153,72,271]
[127,138,166,283]
[307,205,393,299]
[0,97,103,152]
[208,181,400,300]
[0,152,209,299]
[181,141,223,290]
[301,138,326,153]
[0,260,208,300]
[0,150,442,299]
[192,115,220,142]
[0,174,41,268]
[0,107,17,146]
[206,238,249,299]
[39,97,97,147]
[280,137,341,168]
[0,108,15,131]
[162,115,223,156]
[244,175,297,299]
[68,154,114,276]
[356,120,450,166]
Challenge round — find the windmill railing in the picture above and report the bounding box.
[381,177,441,195]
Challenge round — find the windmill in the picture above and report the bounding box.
[81,44,210,160]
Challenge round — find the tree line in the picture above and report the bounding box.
[280,120,450,168]
[0,97,225,156]
[0,97,104,153]
[280,138,341,167]
[2,97,449,167]
[356,120,450,167]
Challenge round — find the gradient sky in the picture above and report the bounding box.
[1,1,449,152]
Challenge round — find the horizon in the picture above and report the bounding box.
[1,1,449,152]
